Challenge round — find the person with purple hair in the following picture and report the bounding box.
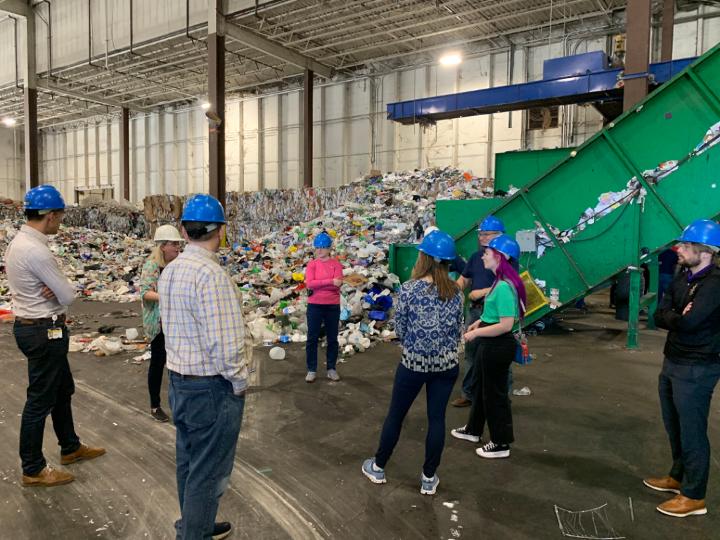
[450,234,526,459]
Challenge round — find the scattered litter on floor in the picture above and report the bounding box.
[442,501,457,509]
[512,386,532,396]
[554,503,625,539]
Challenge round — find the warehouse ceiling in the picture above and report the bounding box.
[0,0,643,129]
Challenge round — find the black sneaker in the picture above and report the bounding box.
[213,522,232,540]
[475,441,510,459]
[151,407,170,423]
[450,426,480,443]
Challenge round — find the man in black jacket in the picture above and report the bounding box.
[644,219,720,518]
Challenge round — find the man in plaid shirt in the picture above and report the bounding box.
[159,194,246,540]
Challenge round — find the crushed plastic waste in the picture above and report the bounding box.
[1,167,494,359]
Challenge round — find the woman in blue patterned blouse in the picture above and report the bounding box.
[362,230,464,496]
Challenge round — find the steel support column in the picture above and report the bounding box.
[24,7,38,188]
[303,69,313,188]
[208,0,225,204]
[623,0,652,111]
[661,0,675,62]
[120,107,130,200]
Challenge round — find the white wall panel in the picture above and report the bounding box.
[0,21,708,203]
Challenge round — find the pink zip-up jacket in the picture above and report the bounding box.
[305,258,343,305]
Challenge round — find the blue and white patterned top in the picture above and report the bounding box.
[394,280,464,373]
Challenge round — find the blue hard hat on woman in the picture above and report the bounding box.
[678,219,720,248]
[181,194,226,223]
[488,234,520,260]
[477,215,505,233]
[24,185,65,211]
[417,230,456,261]
[313,232,333,249]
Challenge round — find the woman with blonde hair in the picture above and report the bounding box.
[139,225,183,422]
[362,230,464,495]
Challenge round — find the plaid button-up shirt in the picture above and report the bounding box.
[159,244,248,394]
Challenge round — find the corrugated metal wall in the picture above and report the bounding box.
[0,7,718,201]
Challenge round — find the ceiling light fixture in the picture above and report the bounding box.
[201,101,211,110]
[439,53,462,66]
[2,117,17,127]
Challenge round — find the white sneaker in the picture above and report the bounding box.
[305,371,317,383]
[327,369,341,381]
[450,426,480,443]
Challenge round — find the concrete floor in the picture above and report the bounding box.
[0,294,718,539]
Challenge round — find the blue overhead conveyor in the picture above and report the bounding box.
[387,51,696,124]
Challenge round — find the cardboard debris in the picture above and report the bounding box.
[1,167,494,357]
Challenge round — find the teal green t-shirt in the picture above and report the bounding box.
[480,280,519,324]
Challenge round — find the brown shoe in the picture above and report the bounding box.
[451,397,471,408]
[60,444,106,465]
[657,494,707,517]
[22,466,74,487]
[643,476,681,494]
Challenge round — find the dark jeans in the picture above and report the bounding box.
[305,303,340,372]
[169,372,245,540]
[149,332,167,409]
[658,358,720,500]
[14,322,81,476]
[375,363,459,478]
[466,334,516,445]
[657,273,674,306]
[461,307,483,400]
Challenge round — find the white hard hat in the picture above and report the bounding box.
[424,225,439,237]
[153,224,184,242]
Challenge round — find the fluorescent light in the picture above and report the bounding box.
[201,101,211,110]
[439,53,462,66]
[2,117,16,127]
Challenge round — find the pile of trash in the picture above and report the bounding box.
[144,168,494,243]
[1,167,495,358]
[0,198,147,237]
[0,221,150,304]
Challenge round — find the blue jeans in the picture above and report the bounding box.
[305,303,340,372]
[14,322,81,476]
[658,358,720,500]
[375,363,459,478]
[169,373,245,540]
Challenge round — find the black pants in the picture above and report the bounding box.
[375,364,459,477]
[149,331,167,409]
[14,322,81,476]
[659,358,720,499]
[305,304,340,372]
[466,333,516,445]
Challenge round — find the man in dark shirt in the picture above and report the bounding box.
[451,215,518,407]
[644,219,720,518]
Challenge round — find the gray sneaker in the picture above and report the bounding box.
[305,371,317,383]
[420,473,439,495]
[327,369,341,382]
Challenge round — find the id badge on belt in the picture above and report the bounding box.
[48,315,63,340]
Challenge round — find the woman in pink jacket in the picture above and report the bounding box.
[304,232,344,383]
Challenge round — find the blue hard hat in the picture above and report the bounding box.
[313,232,333,249]
[24,185,65,211]
[677,219,720,248]
[181,194,226,223]
[488,234,521,260]
[478,215,505,233]
[417,230,456,261]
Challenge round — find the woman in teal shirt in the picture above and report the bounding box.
[451,234,526,459]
